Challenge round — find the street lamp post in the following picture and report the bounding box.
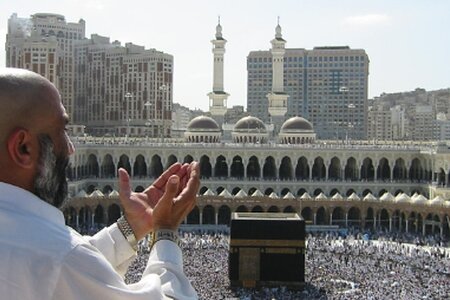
[348,103,356,141]
[159,84,169,143]
[339,86,353,142]
[144,100,153,139]
[124,92,133,141]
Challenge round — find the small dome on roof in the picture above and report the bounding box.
[395,193,411,203]
[269,192,279,199]
[234,116,266,132]
[380,192,395,202]
[90,190,104,198]
[315,192,328,201]
[413,194,428,205]
[235,190,248,198]
[202,189,215,196]
[430,196,444,206]
[251,189,264,197]
[108,190,119,197]
[300,192,312,200]
[185,115,221,143]
[278,116,316,144]
[283,192,295,199]
[280,116,314,132]
[348,192,361,201]
[363,193,378,201]
[331,193,343,200]
[187,116,220,131]
[219,189,232,198]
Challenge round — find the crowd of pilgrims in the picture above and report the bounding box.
[123,229,450,299]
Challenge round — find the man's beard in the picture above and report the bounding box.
[34,134,69,208]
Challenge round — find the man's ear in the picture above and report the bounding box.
[6,128,35,169]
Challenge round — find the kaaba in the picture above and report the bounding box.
[229,212,305,289]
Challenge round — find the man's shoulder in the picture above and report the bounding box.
[0,208,84,259]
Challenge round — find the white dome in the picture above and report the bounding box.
[380,192,395,202]
[348,192,361,201]
[234,116,266,132]
[395,193,411,204]
[251,189,264,197]
[108,190,119,197]
[234,190,248,198]
[280,116,314,132]
[279,116,316,144]
[412,194,428,205]
[429,196,444,206]
[187,115,220,131]
[363,193,378,201]
[219,189,232,198]
[315,192,328,201]
[90,190,104,197]
[232,116,268,144]
[203,189,215,196]
[283,192,295,199]
[269,192,279,199]
[185,115,221,143]
[300,192,312,200]
[331,193,344,200]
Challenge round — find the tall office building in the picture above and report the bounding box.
[74,34,173,136]
[247,41,369,140]
[6,13,85,120]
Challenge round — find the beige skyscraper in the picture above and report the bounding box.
[6,13,85,120]
[74,35,173,137]
[6,13,173,137]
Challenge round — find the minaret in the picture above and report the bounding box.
[267,20,289,137]
[208,18,229,126]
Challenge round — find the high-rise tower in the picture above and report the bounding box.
[267,22,289,135]
[248,36,369,139]
[208,20,229,126]
[6,13,85,121]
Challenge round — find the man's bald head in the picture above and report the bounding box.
[0,68,73,203]
[0,68,59,143]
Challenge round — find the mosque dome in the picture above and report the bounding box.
[187,115,220,131]
[232,116,269,144]
[279,116,316,144]
[234,116,267,132]
[280,117,314,131]
[184,115,221,143]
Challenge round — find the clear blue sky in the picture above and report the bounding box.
[1,0,449,111]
